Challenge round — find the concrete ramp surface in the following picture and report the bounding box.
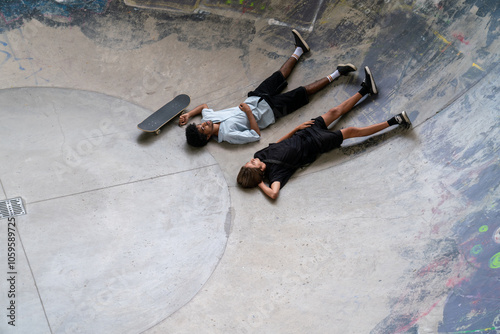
[0,0,498,333]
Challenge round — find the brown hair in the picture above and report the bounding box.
[237,167,264,188]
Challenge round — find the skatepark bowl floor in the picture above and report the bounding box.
[0,1,498,333]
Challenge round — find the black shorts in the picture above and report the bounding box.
[248,71,309,119]
[300,116,344,153]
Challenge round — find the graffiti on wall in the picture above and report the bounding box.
[0,0,110,28]
[0,1,111,84]
[438,207,500,333]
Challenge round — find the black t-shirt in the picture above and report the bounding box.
[254,131,319,188]
[254,117,344,189]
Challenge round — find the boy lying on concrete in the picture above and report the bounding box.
[179,29,356,146]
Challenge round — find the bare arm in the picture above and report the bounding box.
[257,120,314,198]
[258,181,280,199]
[239,103,261,136]
[179,103,208,126]
[277,120,314,143]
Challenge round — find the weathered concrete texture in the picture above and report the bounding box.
[0,88,230,333]
[0,0,498,333]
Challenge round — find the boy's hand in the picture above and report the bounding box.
[179,104,208,126]
[178,113,190,126]
[239,103,261,135]
[277,120,314,143]
[296,120,314,130]
[239,103,251,114]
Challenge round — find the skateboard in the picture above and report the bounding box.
[138,94,190,135]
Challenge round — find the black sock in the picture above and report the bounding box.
[358,85,369,96]
[387,116,398,126]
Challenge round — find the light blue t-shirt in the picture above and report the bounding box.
[201,96,275,144]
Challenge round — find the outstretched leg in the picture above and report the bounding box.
[283,29,358,93]
[280,29,310,79]
[341,111,412,139]
[302,63,358,96]
[279,56,299,79]
[320,66,379,126]
[340,121,389,139]
[321,92,364,127]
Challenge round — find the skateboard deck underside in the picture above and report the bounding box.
[138,94,190,133]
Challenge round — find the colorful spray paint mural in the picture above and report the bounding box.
[0,0,110,29]
[438,206,500,332]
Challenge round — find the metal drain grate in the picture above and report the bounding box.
[0,197,26,219]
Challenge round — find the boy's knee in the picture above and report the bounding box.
[328,107,342,119]
[341,127,358,139]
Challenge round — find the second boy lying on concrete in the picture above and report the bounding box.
[237,67,412,199]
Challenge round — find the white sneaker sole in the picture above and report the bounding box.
[292,29,310,52]
[338,63,357,72]
[364,66,378,95]
[401,111,412,126]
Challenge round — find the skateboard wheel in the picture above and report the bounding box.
[155,129,161,135]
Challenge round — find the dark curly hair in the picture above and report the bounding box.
[186,123,209,147]
[237,166,264,188]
